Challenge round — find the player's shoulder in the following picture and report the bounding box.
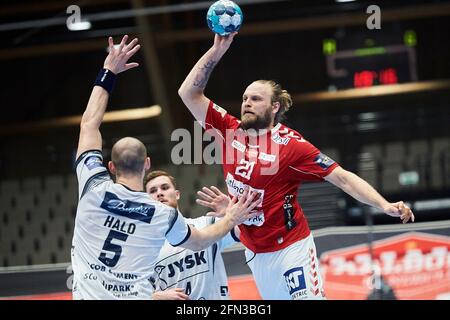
[209,101,240,124]
[209,100,228,117]
[75,149,104,168]
[271,124,307,147]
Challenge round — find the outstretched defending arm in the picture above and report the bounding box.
[76,35,140,159]
[325,166,415,224]
[178,33,237,124]
[181,189,260,251]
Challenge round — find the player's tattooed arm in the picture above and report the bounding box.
[193,60,217,89]
[178,33,236,123]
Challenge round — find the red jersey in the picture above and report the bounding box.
[204,101,339,253]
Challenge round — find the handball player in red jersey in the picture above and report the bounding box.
[178,33,415,300]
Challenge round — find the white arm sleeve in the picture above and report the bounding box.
[75,149,111,200]
[165,208,191,247]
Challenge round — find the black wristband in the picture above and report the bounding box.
[94,68,116,94]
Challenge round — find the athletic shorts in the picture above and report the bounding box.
[245,233,326,300]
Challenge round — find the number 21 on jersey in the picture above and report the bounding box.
[235,159,255,180]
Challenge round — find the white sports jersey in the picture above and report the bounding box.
[150,216,239,300]
[71,150,190,300]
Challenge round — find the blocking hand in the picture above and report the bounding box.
[104,35,141,74]
[196,186,231,218]
[224,188,263,226]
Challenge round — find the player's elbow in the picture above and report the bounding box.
[79,116,97,131]
[79,117,91,130]
[178,88,195,105]
[177,85,185,97]
[178,84,203,103]
[325,166,350,189]
[336,168,351,187]
[177,83,191,100]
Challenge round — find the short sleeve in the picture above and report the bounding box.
[165,208,191,247]
[204,100,240,138]
[288,140,339,181]
[75,150,111,200]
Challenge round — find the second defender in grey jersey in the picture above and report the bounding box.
[151,216,238,300]
[145,170,240,300]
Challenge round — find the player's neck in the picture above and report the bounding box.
[246,123,279,136]
[116,176,144,192]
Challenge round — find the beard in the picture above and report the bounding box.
[240,108,273,131]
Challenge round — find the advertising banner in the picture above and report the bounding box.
[316,221,450,300]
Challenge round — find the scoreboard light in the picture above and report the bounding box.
[354,68,398,87]
[355,47,386,57]
[324,30,418,89]
[323,39,337,55]
[404,30,417,47]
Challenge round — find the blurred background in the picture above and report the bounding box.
[0,0,449,300]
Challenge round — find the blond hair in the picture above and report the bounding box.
[255,80,293,124]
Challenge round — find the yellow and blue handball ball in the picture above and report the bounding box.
[206,0,243,36]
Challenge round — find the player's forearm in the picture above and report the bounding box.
[178,47,223,99]
[187,216,235,251]
[80,86,109,129]
[333,169,390,211]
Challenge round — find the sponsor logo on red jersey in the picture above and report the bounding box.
[225,173,265,226]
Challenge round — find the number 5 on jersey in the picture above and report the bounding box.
[98,230,128,267]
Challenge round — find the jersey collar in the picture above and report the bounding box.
[244,122,282,137]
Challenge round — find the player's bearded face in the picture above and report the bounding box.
[241,106,273,130]
[241,82,275,130]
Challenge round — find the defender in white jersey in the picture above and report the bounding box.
[71,35,261,300]
[145,171,239,300]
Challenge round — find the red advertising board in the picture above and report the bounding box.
[320,232,450,300]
